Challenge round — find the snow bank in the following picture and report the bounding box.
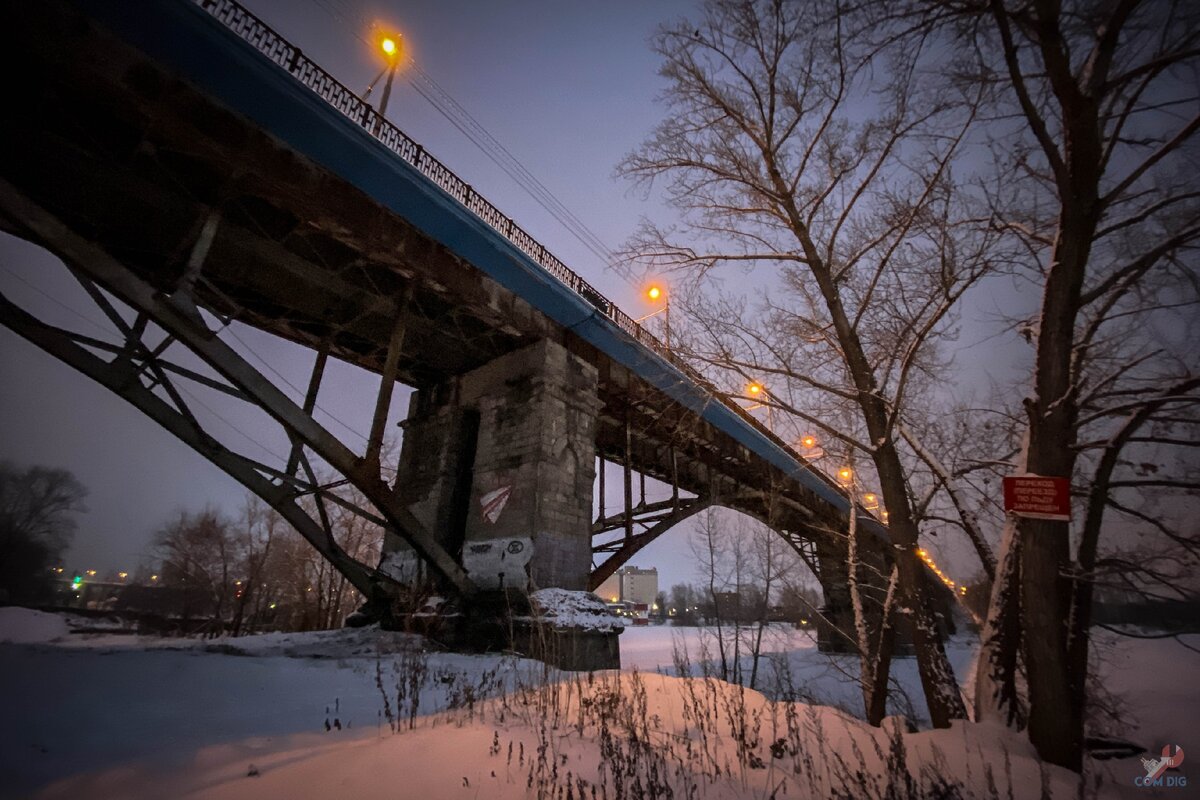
[31,672,1091,799]
[526,588,625,631]
[2,615,1193,798]
[0,606,69,643]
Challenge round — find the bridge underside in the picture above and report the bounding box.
[0,0,948,654]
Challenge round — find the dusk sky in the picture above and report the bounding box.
[0,0,1025,590]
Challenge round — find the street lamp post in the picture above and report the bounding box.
[743,381,774,430]
[796,434,825,460]
[364,32,403,119]
[636,284,671,351]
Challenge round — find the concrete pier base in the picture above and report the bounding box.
[386,589,622,671]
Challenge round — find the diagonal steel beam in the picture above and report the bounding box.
[365,292,410,467]
[0,291,378,595]
[592,497,694,534]
[588,496,714,591]
[0,179,477,597]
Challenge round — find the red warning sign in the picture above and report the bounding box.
[1002,475,1071,521]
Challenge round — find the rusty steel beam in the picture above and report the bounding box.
[589,497,714,591]
[365,293,410,467]
[0,179,477,597]
[286,345,328,477]
[0,291,378,595]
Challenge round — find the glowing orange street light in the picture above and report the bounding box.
[365,29,405,118]
[738,381,776,430]
[796,434,825,460]
[636,284,671,349]
[862,492,879,510]
[836,466,853,485]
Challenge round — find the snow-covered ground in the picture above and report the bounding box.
[1,608,1196,798]
[620,624,979,723]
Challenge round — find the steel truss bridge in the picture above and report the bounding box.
[0,0,926,638]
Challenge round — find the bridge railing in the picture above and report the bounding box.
[193,0,848,504]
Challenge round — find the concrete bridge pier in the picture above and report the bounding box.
[813,529,901,655]
[367,338,618,667]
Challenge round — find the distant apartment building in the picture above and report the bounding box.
[591,566,659,607]
[619,567,658,607]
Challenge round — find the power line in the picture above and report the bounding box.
[299,0,639,290]
[0,262,120,341]
[407,64,620,269]
[222,325,372,444]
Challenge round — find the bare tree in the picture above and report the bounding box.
[0,461,87,602]
[252,478,386,632]
[884,0,1200,770]
[155,507,235,633]
[620,0,994,727]
[692,508,739,681]
[743,512,796,689]
[669,582,701,625]
[228,499,279,636]
[691,507,797,689]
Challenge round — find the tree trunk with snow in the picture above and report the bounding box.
[890,0,1200,770]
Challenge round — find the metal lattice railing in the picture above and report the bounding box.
[193,0,834,493]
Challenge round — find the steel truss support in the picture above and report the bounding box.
[588,496,713,591]
[778,531,822,579]
[0,181,476,597]
[591,437,713,589]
